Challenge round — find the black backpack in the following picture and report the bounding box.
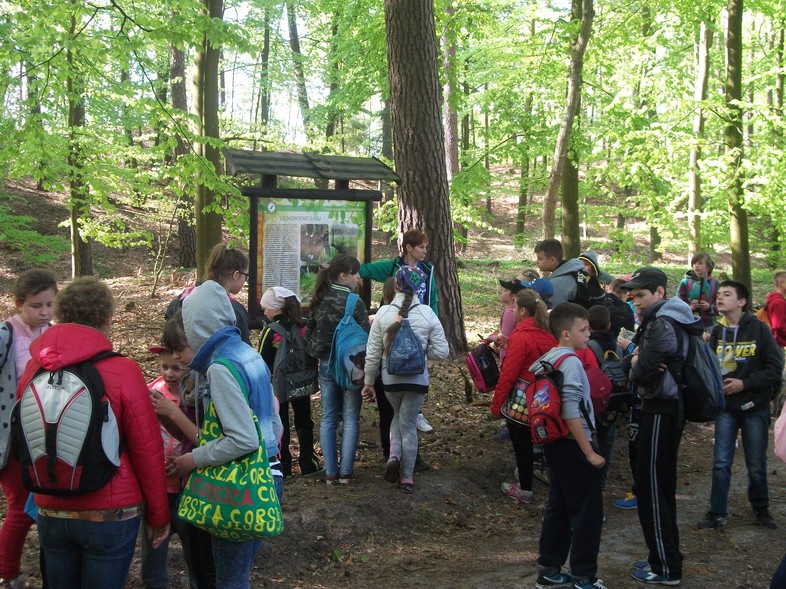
[11,351,122,496]
[265,322,319,403]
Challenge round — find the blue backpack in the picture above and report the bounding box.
[328,293,369,389]
[386,307,425,376]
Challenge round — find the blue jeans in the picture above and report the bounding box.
[211,537,262,589]
[37,514,141,589]
[710,403,771,517]
[141,493,197,589]
[318,360,362,477]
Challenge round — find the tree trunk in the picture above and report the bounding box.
[170,44,196,269]
[688,21,712,257]
[258,7,272,127]
[67,9,92,277]
[442,4,459,181]
[726,0,751,291]
[384,0,467,355]
[287,2,310,133]
[325,16,341,141]
[542,0,594,239]
[561,148,580,259]
[515,93,533,247]
[192,0,224,278]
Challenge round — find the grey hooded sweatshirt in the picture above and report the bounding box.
[548,258,588,307]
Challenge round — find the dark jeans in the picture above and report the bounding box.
[279,395,317,475]
[710,403,771,516]
[182,522,216,589]
[212,537,262,589]
[538,437,604,580]
[38,514,140,589]
[507,420,534,490]
[635,410,684,580]
[141,493,197,589]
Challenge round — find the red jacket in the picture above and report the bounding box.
[767,291,786,348]
[491,317,557,418]
[18,324,169,528]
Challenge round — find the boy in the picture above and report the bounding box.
[699,281,783,530]
[621,267,702,586]
[534,239,602,308]
[534,303,606,589]
[766,271,786,347]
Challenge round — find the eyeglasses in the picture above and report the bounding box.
[239,271,250,281]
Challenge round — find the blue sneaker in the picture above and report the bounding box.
[631,567,681,585]
[535,568,573,588]
[613,492,637,509]
[573,577,607,589]
[632,560,649,570]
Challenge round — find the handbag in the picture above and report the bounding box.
[178,359,284,541]
[775,401,786,464]
[500,378,530,426]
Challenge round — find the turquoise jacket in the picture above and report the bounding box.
[359,256,439,315]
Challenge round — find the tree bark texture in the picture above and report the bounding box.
[725,0,751,291]
[384,0,467,355]
[561,149,580,259]
[541,0,594,240]
[287,2,311,133]
[192,0,224,278]
[688,21,712,258]
[442,4,460,181]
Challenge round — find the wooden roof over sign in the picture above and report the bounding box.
[224,149,400,183]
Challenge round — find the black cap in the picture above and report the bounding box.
[499,278,525,293]
[621,267,668,290]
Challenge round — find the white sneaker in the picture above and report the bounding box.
[416,413,434,433]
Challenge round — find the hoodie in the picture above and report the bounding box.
[625,297,703,412]
[529,346,595,442]
[548,258,590,307]
[183,280,281,466]
[709,312,784,410]
[766,291,786,347]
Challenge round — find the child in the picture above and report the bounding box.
[0,269,57,588]
[305,254,369,484]
[361,266,449,493]
[676,252,718,327]
[490,289,556,504]
[765,271,786,347]
[143,342,203,589]
[258,287,322,477]
[533,303,606,589]
[486,276,527,361]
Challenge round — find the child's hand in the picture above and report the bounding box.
[497,334,508,350]
[586,451,606,469]
[360,385,376,402]
[150,390,178,418]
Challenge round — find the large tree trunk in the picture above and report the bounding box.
[256,7,272,129]
[542,0,594,239]
[442,4,460,181]
[384,0,467,355]
[287,2,310,133]
[688,21,712,258]
[726,0,750,290]
[67,8,92,277]
[192,0,224,278]
[561,148,581,259]
[325,15,341,142]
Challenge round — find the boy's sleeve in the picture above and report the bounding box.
[558,355,587,421]
[630,319,679,385]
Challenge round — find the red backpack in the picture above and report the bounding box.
[526,354,575,444]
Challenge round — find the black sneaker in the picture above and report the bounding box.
[754,507,777,529]
[697,512,727,529]
[413,457,431,473]
[535,568,573,588]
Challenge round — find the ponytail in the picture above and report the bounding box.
[384,291,414,355]
[516,289,549,331]
[309,254,360,311]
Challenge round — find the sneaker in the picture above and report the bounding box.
[535,568,573,588]
[325,474,338,485]
[338,474,353,484]
[300,457,325,477]
[630,568,680,585]
[697,512,727,529]
[613,492,637,510]
[416,413,434,433]
[0,576,25,589]
[755,507,778,529]
[413,457,431,473]
[384,457,400,483]
[573,577,607,589]
[501,481,534,504]
[632,560,650,570]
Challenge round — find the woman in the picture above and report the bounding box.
[361,266,449,494]
[258,287,321,477]
[490,288,557,504]
[18,277,169,589]
[305,254,369,484]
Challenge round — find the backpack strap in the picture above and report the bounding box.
[343,293,359,321]
[551,352,595,432]
[587,340,604,365]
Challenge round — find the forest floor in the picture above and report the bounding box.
[1,178,785,588]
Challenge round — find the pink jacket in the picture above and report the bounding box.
[18,324,169,528]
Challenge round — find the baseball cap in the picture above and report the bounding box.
[520,277,554,300]
[498,278,526,293]
[621,267,668,290]
[148,344,168,355]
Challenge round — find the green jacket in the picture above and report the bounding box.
[359,257,439,315]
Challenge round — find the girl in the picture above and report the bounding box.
[305,255,369,484]
[204,243,252,344]
[361,266,449,494]
[490,289,557,503]
[677,252,719,328]
[258,287,321,477]
[0,269,57,588]
[486,276,528,361]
